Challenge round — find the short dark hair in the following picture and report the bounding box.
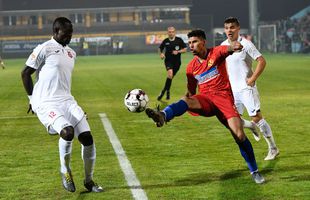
[187,29,206,40]
[224,17,240,26]
[53,17,72,34]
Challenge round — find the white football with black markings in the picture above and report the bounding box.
[124,89,149,113]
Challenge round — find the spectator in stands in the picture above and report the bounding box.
[112,40,118,54]
[118,41,124,54]
[291,30,301,53]
[0,56,5,69]
[83,40,90,56]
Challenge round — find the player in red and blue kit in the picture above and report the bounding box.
[146,29,265,184]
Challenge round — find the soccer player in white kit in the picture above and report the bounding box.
[221,17,279,161]
[21,17,103,193]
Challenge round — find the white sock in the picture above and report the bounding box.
[82,144,96,182]
[242,118,255,129]
[59,138,73,174]
[264,135,277,150]
[255,118,277,149]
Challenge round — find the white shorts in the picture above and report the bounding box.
[35,100,90,136]
[233,86,261,117]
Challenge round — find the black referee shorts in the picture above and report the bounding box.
[165,61,181,76]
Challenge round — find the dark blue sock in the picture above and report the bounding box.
[163,100,188,121]
[237,137,258,173]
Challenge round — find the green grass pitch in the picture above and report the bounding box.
[0,53,309,199]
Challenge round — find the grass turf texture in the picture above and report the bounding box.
[0,53,309,199]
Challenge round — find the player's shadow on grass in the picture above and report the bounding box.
[260,157,279,174]
[96,170,246,192]
[76,190,91,200]
[173,169,246,186]
[109,169,247,190]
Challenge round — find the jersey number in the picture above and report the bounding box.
[49,111,57,119]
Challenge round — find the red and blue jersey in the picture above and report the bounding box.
[186,45,232,94]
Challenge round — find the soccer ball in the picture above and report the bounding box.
[124,89,149,113]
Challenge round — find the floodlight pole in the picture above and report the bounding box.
[249,0,258,44]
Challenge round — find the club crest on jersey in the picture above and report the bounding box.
[207,59,214,67]
[31,53,36,60]
[67,51,73,58]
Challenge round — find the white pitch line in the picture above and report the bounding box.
[99,113,148,200]
[0,115,37,120]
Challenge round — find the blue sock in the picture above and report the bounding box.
[163,100,188,121]
[237,137,258,173]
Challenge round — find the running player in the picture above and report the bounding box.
[21,17,103,193]
[157,26,187,100]
[221,17,279,161]
[146,29,265,184]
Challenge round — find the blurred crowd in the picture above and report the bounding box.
[275,12,310,53]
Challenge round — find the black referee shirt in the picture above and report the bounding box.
[159,37,186,64]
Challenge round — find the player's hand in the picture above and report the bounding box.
[246,78,255,87]
[233,41,243,51]
[160,53,165,59]
[229,41,243,52]
[27,104,34,114]
[172,50,179,55]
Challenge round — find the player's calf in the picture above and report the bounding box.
[157,90,165,101]
[166,90,170,100]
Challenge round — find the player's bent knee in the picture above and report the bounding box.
[60,126,74,141]
[78,131,94,146]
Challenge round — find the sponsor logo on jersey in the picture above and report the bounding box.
[194,66,219,84]
[55,50,60,53]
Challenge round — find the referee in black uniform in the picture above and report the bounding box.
[157,26,187,100]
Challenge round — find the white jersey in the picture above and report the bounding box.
[221,36,262,92]
[25,38,76,111]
